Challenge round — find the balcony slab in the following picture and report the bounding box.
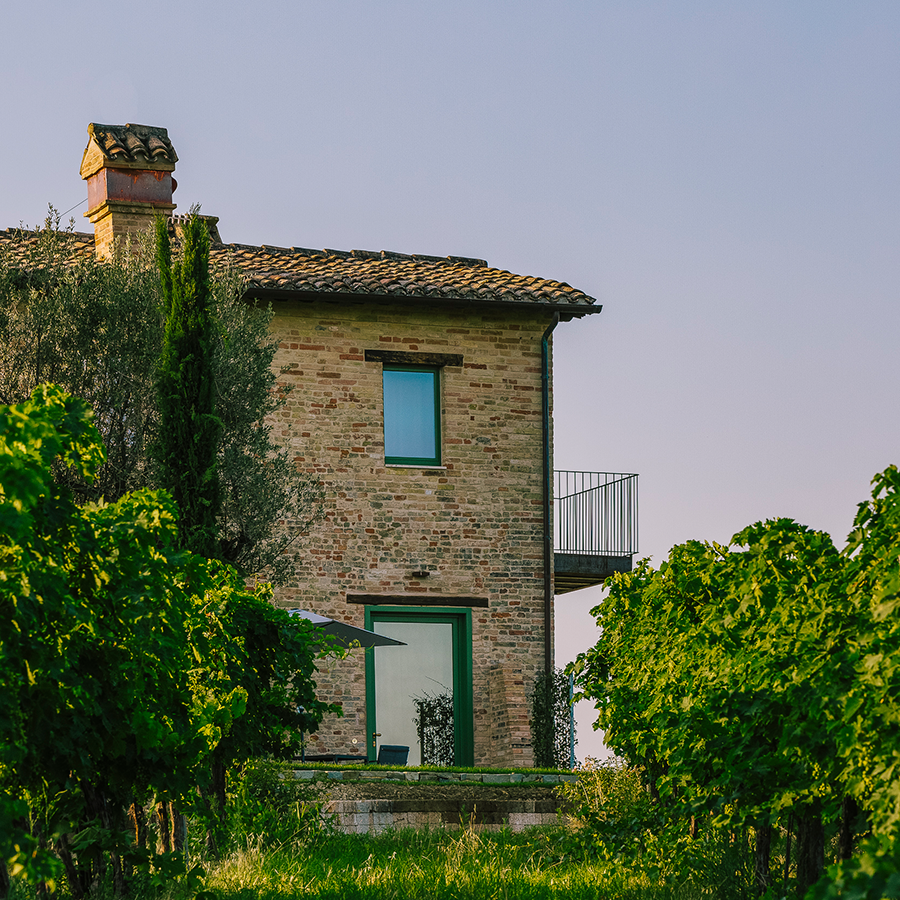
[554,552,633,594]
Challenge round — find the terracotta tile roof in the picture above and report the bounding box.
[212,243,599,312]
[0,228,96,266]
[0,228,600,314]
[85,123,178,167]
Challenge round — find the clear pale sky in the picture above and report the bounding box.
[3,2,898,760]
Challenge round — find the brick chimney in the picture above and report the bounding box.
[80,123,177,258]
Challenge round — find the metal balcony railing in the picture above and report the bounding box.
[554,471,639,557]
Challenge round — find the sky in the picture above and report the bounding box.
[3,1,898,760]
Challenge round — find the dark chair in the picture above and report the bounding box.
[377,744,409,766]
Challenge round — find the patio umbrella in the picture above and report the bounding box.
[287,608,406,649]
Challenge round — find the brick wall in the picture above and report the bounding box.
[486,664,535,767]
[267,299,554,766]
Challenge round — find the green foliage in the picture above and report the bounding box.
[211,276,321,581]
[810,837,900,900]
[0,211,162,504]
[0,209,320,580]
[189,571,339,851]
[530,667,573,769]
[836,467,900,840]
[413,691,455,766]
[225,760,325,852]
[1,384,194,889]
[556,759,652,853]
[571,468,900,898]
[154,212,221,557]
[555,760,756,897]
[0,386,333,895]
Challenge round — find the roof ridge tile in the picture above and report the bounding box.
[448,255,488,267]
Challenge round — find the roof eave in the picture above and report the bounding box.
[241,286,602,320]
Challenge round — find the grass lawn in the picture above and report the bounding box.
[206,826,667,900]
[195,758,750,900]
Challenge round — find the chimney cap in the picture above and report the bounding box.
[80,123,178,180]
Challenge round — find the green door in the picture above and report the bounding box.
[365,608,473,766]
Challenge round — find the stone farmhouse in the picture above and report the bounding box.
[11,123,639,767]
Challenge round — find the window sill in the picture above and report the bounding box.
[385,463,447,470]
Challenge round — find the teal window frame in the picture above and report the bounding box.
[382,364,441,466]
[364,606,474,766]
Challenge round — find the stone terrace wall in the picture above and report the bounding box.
[267,299,554,765]
[322,798,558,833]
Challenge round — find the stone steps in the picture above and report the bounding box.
[290,768,576,834]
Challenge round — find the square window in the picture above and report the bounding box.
[383,365,441,466]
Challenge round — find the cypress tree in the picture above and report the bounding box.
[154,212,222,557]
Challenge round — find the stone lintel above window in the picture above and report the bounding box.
[347,593,489,608]
[365,350,463,367]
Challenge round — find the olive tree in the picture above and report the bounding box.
[0,209,319,580]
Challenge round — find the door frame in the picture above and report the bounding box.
[364,606,474,766]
